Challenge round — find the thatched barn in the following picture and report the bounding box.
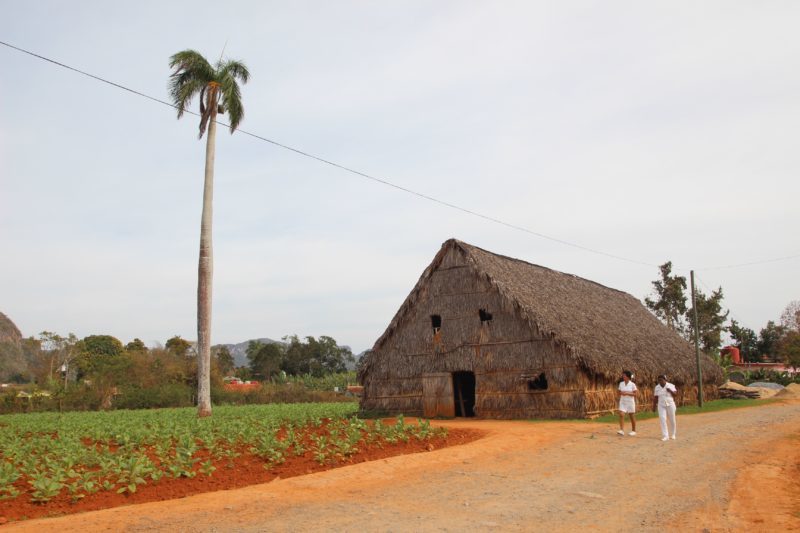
[358,239,723,419]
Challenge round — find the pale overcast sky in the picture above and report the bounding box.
[1,1,798,353]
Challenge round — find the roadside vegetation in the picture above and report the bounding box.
[0,331,359,415]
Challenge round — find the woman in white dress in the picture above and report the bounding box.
[652,374,678,441]
[617,370,637,436]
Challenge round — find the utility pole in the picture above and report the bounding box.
[690,270,703,407]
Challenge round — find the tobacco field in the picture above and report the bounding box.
[0,403,448,513]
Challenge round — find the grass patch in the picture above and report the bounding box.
[590,398,779,424]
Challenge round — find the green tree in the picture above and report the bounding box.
[169,49,250,417]
[780,300,800,332]
[644,261,688,334]
[778,331,800,370]
[21,336,44,384]
[757,321,786,362]
[316,336,355,374]
[686,286,728,357]
[79,335,124,357]
[728,320,758,363]
[38,332,79,385]
[165,335,193,358]
[214,345,235,376]
[125,338,148,353]
[281,335,355,377]
[246,341,284,381]
[88,352,135,409]
[74,335,124,378]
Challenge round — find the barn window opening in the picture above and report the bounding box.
[479,309,493,323]
[431,314,442,334]
[528,373,548,391]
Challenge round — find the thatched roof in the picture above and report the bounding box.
[369,239,723,385]
[0,311,22,346]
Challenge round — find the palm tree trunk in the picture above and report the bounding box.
[196,109,217,417]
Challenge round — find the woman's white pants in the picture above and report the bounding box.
[658,403,677,438]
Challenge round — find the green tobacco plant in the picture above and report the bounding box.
[199,460,216,476]
[28,471,64,503]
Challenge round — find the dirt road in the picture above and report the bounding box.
[8,401,800,532]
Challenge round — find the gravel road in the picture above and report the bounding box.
[8,401,800,532]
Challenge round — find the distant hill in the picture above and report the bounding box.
[214,338,284,368]
[0,312,22,346]
[0,311,26,382]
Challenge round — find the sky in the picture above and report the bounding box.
[1,1,798,353]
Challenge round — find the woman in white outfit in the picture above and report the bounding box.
[617,370,637,436]
[652,374,677,441]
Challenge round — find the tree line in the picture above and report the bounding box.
[237,335,355,382]
[0,331,355,412]
[644,261,800,369]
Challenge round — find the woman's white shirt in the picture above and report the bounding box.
[619,381,637,396]
[654,382,677,407]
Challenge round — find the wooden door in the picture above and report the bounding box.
[422,373,455,418]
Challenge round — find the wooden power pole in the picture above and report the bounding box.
[690,270,704,407]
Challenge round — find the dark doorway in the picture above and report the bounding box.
[452,371,476,417]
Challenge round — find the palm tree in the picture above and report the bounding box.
[168,50,250,417]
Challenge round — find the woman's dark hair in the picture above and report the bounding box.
[622,370,633,379]
[657,374,667,381]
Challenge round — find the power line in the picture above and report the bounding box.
[696,253,800,271]
[2,39,797,272]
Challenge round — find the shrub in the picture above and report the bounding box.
[212,383,355,406]
[115,384,194,409]
[741,368,800,386]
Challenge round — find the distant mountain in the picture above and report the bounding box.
[213,338,284,368]
[0,311,26,382]
[0,312,22,346]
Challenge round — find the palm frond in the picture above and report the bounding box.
[219,59,250,85]
[170,77,206,118]
[220,76,244,132]
[168,50,215,121]
[169,50,214,78]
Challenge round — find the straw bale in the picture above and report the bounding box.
[719,380,751,391]
[775,383,800,399]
